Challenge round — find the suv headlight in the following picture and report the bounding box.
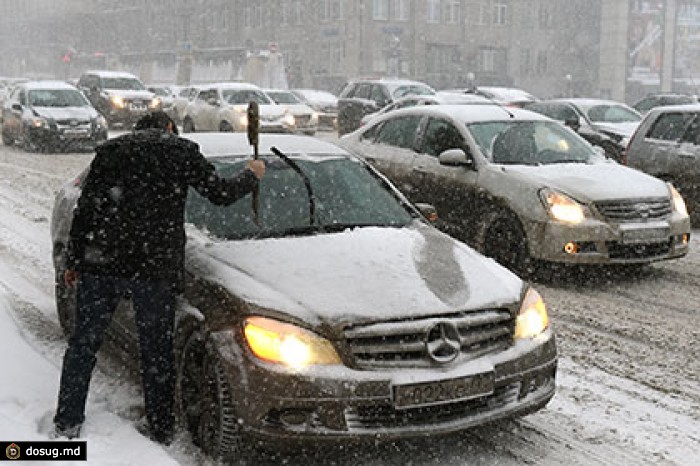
[29,117,48,128]
[244,316,342,369]
[539,188,588,224]
[149,97,161,109]
[515,288,550,340]
[668,183,688,217]
[110,95,126,108]
[95,115,107,128]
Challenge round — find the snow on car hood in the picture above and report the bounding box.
[33,106,98,120]
[186,223,522,327]
[592,121,639,138]
[104,89,155,100]
[503,162,669,201]
[279,104,313,115]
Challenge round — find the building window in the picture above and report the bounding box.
[478,47,507,74]
[244,5,252,28]
[446,0,461,24]
[280,2,289,25]
[373,48,387,73]
[373,0,389,20]
[476,0,489,25]
[320,0,343,21]
[331,0,344,20]
[519,48,532,76]
[494,0,508,25]
[536,50,548,75]
[294,0,304,25]
[427,0,441,23]
[393,0,410,21]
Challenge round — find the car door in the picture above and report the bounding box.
[674,112,700,205]
[189,89,218,131]
[2,87,23,137]
[413,117,481,239]
[364,115,422,195]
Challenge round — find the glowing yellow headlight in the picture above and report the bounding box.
[243,317,341,369]
[540,188,586,224]
[515,288,550,339]
[668,183,688,217]
[110,95,125,108]
[149,97,161,109]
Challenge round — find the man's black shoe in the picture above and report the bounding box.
[49,423,81,440]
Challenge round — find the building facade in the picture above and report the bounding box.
[0,0,689,102]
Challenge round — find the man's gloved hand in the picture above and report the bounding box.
[246,160,266,180]
[64,269,80,288]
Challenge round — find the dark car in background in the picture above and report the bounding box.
[77,70,160,128]
[336,78,435,136]
[632,93,697,114]
[51,132,556,460]
[1,80,108,151]
[625,103,700,220]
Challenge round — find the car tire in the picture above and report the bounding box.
[1,130,13,146]
[219,121,233,132]
[483,213,532,275]
[183,118,195,133]
[176,330,244,459]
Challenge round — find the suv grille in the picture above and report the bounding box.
[594,198,671,223]
[344,310,514,369]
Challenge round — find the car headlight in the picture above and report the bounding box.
[668,183,688,217]
[110,95,126,108]
[29,117,47,128]
[243,316,342,369]
[149,97,161,109]
[539,188,588,224]
[310,111,319,124]
[515,288,550,340]
[95,115,108,128]
[284,112,295,127]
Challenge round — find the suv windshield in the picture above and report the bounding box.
[185,156,414,240]
[267,91,301,104]
[223,90,272,105]
[391,84,435,99]
[468,120,598,165]
[101,77,146,90]
[586,104,640,123]
[28,89,89,107]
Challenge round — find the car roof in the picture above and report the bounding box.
[21,80,79,90]
[646,103,700,115]
[181,132,350,159]
[84,70,140,79]
[371,103,551,123]
[205,82,262,90]
[551,98,630,107]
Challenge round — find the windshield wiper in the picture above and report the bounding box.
[271,146,316,226]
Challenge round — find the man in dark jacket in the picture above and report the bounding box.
[52,111,265,444]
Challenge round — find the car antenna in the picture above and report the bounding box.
[247,101,261,225]
[481,93,515,119]
[270,146,316,226]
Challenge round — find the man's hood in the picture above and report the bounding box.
[185,223,522,328]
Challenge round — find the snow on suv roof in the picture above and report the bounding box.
[85,70,140,79]
[374,103,551,124]
[205,82,262,90]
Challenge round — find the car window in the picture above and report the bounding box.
[587,105,640,123]
[18,90,26,106]
[28,89,89,107]
[392,84,436,99]
[370,85,389,104]
[646,112,699,141]
[354,83,372,100]
[101,77,145,90]
[360,121,382,142]
[468,120,596,165]
[375,115,422,149]
[421,118,465,157]
[223,89,272,105]
[185,157,414,240]
[267,91,300,104]
[634,98,654,113]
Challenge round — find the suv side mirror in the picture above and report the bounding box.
[11,103,22,112]
[564,118,581,131]
[438,148,474,168]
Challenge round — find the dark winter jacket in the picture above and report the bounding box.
[66,128,258,281]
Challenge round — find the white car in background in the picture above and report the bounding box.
[183,83,293,133]
[264,88,318,135]
[290,88,338,130]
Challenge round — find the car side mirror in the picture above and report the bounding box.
[11,103,22,112]
[206,97,220,106]
[438,148,474,168]
[564,118,580,131]
[414,203,438,223]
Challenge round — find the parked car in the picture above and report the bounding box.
[290,88,338,130]
[339,105,690,273]
[337,78,436,136]
[182,83,293,133]
[524,100,626,162]
[169,85,201,124]
[1,80,108,151]
[624,103,700,218]
[360,92,492,127]
[77,70,160,128]
[443,86,538,107]
[51,132,557,459]
[538,98,642,153]
[147,85,176,115]
[263,88,318,135]
[632,93,697,114]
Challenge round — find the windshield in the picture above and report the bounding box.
[267,91,301,104]
[150,87,171,97]
[586,104,641,123]
[223,89,272,105]
[468,120,599,165]
[185,157,414,240]
[391,84,436,99]
[101,77,146,90]
[28,89,89,107]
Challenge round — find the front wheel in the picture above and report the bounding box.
[177,331,244,460]
[482,214,532,276]
[183,118,195,133]
[1,130,14,146]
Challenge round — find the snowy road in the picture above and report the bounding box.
[0,139,698,465]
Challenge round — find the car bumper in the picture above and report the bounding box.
[210,327,557,443]
[527,213,691,264]
[105,104,158,126]
[27,126,107,148]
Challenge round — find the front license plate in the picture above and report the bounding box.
[620,225,669,244]
[393,372,495,409]
[62,129,89,139]
[129,104,147,112]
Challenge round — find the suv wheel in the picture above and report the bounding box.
[183,118,195,133]
[219,121,233,132]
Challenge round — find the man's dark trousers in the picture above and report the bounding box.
[54,272,176,437]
